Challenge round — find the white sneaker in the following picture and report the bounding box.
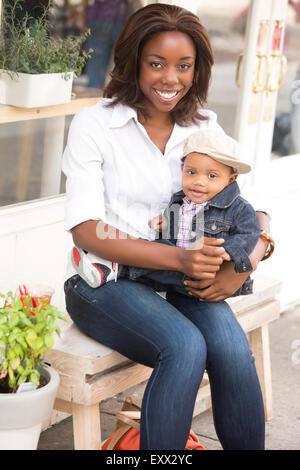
[71,246,118,288]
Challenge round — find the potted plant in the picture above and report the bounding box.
[0,0,92,108]
[0,284,66,450]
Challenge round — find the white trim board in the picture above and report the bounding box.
[0,194,66,236]
[0,194,72,312]
[255,153,300,199]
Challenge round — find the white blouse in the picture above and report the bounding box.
[62,98,259,280]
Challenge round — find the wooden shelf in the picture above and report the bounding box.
[0,96,101,124]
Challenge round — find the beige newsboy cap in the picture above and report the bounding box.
[182,128,252,174]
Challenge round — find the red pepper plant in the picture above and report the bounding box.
[0,285,65,393]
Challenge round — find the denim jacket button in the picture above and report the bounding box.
[242,266,247,271]
[211,224,217,231]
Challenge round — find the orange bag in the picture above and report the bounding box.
[101,397,206,450]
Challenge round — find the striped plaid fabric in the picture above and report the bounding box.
[176,197,207,248]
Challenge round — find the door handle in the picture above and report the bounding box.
[235,52,268,93]
[252,53,268,93]
[235,51,287,93]
[235,53,243,87]
[266,53,287,92]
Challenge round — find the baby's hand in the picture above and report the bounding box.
[188,237,231,260]
[148,215,168,232]
[221,250,231,261]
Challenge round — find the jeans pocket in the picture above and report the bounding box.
[69,276,98,305]
[64,275,78,295]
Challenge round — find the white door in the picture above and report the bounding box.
[234,0,300,309]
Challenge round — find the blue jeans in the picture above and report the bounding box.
[86,21,124,88]
[64,275,265,450]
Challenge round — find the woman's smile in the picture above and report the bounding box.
[153,87,183,103]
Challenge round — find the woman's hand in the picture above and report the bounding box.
[178,237,225,280]
[184,211,271,301]
[184,260,250,302]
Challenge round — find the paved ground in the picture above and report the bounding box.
[37,304,300,450]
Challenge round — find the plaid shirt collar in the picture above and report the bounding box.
[176,198,207,248]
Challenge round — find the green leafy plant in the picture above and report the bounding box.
[0,0,92,78]
[0,285,66,393]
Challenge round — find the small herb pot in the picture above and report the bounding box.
[0,71,74,108]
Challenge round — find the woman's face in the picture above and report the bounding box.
[139,31,196,117]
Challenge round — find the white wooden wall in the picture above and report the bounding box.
[0,195,72,314]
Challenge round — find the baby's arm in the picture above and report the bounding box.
[222,202,261,273]
[148,215,168,232]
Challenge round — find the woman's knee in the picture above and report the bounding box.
[200,303,253,369]
[205,325,255,377]
[160,323,207,372]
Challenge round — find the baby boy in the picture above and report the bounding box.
[119,128,261,297]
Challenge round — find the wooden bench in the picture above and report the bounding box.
[44,273,282,450]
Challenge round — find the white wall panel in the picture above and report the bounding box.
[0,196,72,313]
[255,187,300,309]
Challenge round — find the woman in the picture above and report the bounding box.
[62,3,270,450]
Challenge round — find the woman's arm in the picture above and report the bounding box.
[183,211,271,301]
[250,211,271,269]
[72,220,226,280]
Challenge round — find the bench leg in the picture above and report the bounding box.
[72,403,101,450]
[249,324,272,421]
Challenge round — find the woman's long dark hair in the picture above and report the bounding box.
[103,3,214,126]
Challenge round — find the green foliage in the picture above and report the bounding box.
[0,289,66,392]
[0,0,92,77]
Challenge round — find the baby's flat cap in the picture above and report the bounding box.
[183,129,251,174]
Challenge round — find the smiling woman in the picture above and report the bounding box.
[62,2,267,450]
[103,3,214,126]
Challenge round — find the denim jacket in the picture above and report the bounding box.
[162,181,261,296]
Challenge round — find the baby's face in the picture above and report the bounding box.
[182,152,237,203]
